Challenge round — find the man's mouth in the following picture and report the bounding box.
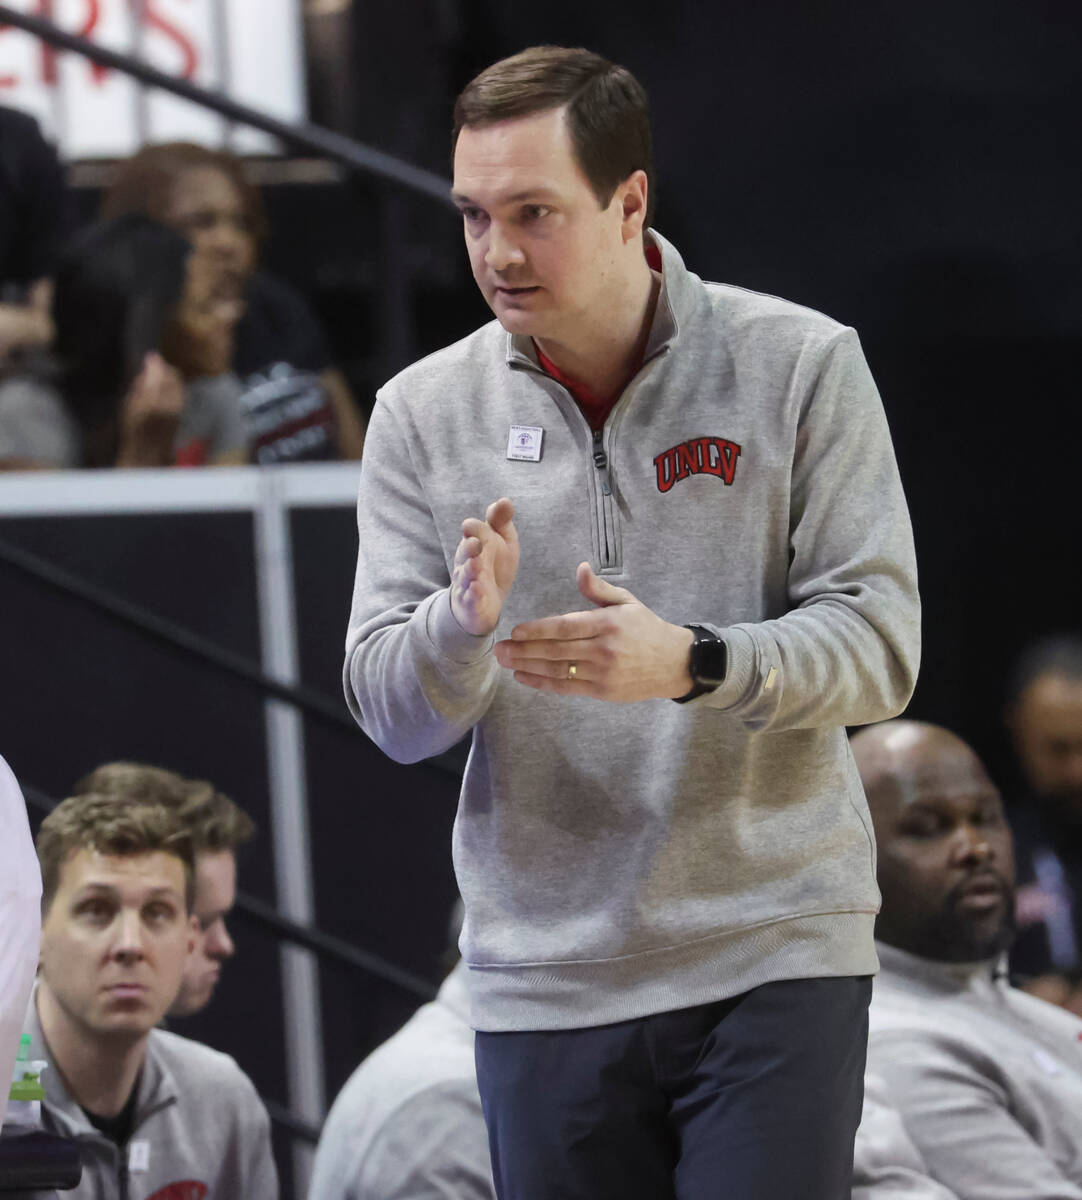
[106,983,148,999]
[954,872,1008,911]
[495,285,540,296]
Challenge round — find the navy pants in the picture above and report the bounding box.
[475,976,871,1200]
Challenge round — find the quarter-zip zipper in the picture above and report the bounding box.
[592,428,620,569]
[517,359,625,571]
[592,429,612,496]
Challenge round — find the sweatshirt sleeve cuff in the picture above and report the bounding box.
[688,626,758,710]
[423,589,496,665]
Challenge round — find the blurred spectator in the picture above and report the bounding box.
[27,792,277,1197]
[0,754,42,1134]
[0,215,247,468]
[102,142,367,464]
[72,761,254,1017]
[854,720,1082,1198]
[309,902,494,1200]
[1004,636,1082,1013]
[0,104,71,368]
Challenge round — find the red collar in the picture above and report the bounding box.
[532,238,661,431]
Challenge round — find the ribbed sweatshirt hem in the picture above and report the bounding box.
[466,910,878,1031]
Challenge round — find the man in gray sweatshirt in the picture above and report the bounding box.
[25,792,278,1200]
[344,45,920,1199]
[855,720,1082,1198]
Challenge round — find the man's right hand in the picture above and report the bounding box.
[450,497,519,636]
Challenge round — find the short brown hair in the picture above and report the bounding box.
[101,141,268,244]
[72,763,255,854]
[37,794,195,914]
[453,46,656,226]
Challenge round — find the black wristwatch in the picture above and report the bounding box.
[673,624,728,704]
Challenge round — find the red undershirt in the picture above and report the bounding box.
[533,241,663,431]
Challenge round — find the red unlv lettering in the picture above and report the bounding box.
[654,436,742,493]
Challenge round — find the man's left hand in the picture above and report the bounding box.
[493,562,695,702]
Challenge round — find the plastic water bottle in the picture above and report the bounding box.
[7,1034,47,1126]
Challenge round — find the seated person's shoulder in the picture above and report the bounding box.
[150,1028,265,1110]
[0,374,78,467]
[868,1008,1018,1109]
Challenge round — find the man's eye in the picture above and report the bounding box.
[145,903,176,924]
[460,207,486,224]
[521,205,550,222]
[903,819,942,838]
[77,900,113,922]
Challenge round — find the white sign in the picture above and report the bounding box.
[0,0,306,158]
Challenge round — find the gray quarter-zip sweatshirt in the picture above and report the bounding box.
[23,992,278,1200]
[344,231,920,1031]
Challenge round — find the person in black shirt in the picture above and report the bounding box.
[101,141,366,464]
[0,104,72,367]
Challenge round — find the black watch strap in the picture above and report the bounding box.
[673,624,727,704]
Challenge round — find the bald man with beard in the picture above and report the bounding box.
[853,720,1082,1200]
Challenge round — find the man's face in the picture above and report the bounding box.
[169,849,237,1017]
[873,741,1017,962]
[452,107,638,347]
[39,849,194,1040]
[1009,673,1082,820]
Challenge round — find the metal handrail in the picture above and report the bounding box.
[0,533,467,780]
[0,3,454,206]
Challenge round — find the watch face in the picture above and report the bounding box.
[691,632,727,686]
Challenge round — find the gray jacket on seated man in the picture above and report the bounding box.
[309,960,493,1200]
[855,720,1082,1200]
[853,1075,959,1200]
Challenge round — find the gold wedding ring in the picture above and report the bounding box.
[567,662,578,680]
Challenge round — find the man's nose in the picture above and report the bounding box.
[485,222,524,271]
[205,919,235,961]
[951,823,994,865]
[113,911,146,962]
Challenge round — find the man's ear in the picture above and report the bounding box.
[620,169,649,242]
[618,169,652,241]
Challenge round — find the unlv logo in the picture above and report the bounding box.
[146,1184,208,1200]
[653,437,742,493]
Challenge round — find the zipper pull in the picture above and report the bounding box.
[592,429,612,496]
